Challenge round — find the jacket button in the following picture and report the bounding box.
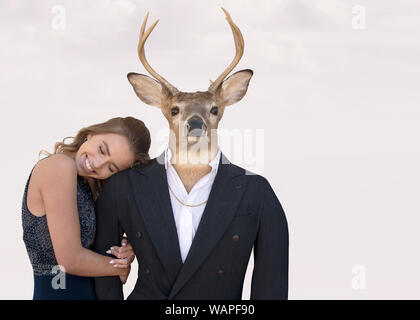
[232,234,240,242]
[136,231,142,239]
[217,269,224,277]
[145,268,151,275]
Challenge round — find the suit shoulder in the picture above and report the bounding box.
[101,167,131,189]
[228,162,269,187]
[224,163,272,201]
[245,173,271,194]
[100,158,158,192]
[130,157,158,175]
[107,158,157,182]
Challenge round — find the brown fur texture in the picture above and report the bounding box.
[128,10,253,193]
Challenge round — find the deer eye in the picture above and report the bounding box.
[210,106,218,115]
[171,107,179,116]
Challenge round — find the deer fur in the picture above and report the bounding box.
[128,8,253,193]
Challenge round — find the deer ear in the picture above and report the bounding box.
[216,69,253,106]
[127,72,171,108]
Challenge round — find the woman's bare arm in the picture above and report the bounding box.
[36,154,127,277]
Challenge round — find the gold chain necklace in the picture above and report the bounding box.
[168,183,208,207]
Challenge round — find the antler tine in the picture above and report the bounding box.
[208,7,245,92]
[137,12,179,95]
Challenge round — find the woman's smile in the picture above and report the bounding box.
[82,154,95,175]
[85,157,93,171]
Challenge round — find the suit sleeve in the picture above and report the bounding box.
[250,178,289,300]
[94,175,124,300]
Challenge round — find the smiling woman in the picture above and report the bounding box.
[77,133,132,178]
[22,117,151,300]
[39,117,151,199]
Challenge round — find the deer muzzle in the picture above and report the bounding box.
[187,116,207,137]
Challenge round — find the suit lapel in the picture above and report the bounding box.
[168,153,245,299]
[129,152,183,285]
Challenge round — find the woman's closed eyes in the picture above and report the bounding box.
[99,144,115,173]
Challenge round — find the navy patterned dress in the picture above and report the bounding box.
[22,167,97,300]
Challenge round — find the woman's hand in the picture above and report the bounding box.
[107,237,135,284]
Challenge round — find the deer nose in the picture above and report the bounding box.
[187,116,205,136]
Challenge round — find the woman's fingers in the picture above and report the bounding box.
[116,246,132,255]
[107,240,135,264]
[109,258,129,268]
[119,265,131,284]
[106,246,119,258]
[107,246,133,258]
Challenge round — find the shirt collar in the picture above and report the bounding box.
[164,147,221,172]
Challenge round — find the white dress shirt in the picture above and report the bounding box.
[165,147,221,263]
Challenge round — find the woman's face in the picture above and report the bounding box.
[74,133,135,180]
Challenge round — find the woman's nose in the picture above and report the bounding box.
[92,155,109,169]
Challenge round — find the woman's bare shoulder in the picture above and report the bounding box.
[33,154,78,186]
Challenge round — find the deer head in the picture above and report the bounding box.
[127,8,253,165]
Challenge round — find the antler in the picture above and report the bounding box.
[208,8,245,93]
[137,12,179,95]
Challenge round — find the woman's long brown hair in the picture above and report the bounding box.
[39,117,151,198]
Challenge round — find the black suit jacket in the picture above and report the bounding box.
[94,152,289,300]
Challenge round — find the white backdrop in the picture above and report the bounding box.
[1,0,419,299]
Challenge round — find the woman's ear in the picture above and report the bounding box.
[216,69,253,107]
[127,72,171,108]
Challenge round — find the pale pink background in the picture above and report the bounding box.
[1,0,419,299]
